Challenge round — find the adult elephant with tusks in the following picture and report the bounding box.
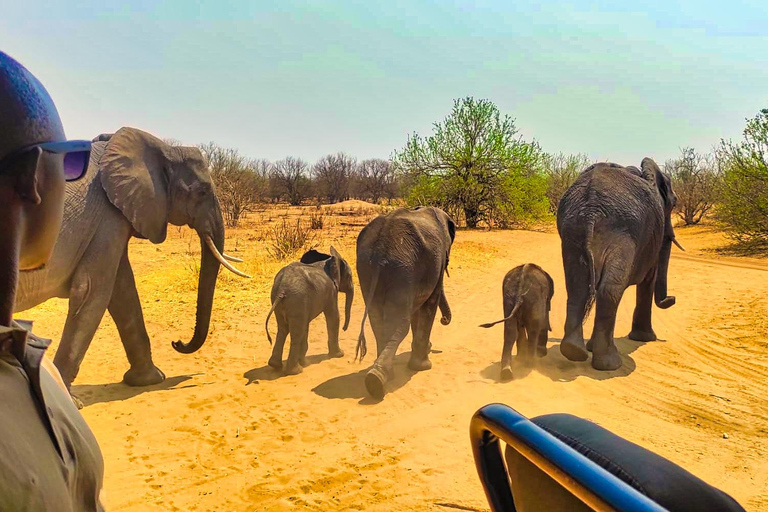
[356,206,456,400]
[557,158,683,371]
[14,127,249,396]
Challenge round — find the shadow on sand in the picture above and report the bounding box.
[480,336,656,383]
[311,351,418,405]
[243,353,332,385]
[72,374,199,407]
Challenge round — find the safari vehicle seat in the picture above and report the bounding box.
[470,404,745,512]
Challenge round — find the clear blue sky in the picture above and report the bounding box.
[2,1,766,165]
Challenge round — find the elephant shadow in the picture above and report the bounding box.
[311,351,418,405]
[72,374,199,407]
[480,337,649,383]
[243,353,332,385]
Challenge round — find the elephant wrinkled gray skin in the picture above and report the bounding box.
[356,206,456,400]
[480,263,554,381]
[557,159,682,371]
[265,247,354,375]
[14,127,249,392]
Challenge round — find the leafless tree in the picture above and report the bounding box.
[313,152,355,203]
[354,159,397,203]
[543,152,591,214]
[198,142,267,227]
[665,147,721,226]
[271,157,312,206]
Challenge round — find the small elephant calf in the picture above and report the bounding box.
[265,247,354,375]
[480,263,554,380]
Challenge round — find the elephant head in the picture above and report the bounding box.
[640,157,682,310]
[98,127,248,354]
[330,246,354,330]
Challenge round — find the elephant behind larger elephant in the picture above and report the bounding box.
[355,206,456,400]
[557,158,684,371]
[14,127,249,394]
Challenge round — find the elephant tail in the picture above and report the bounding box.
[584,218,597,318]
[479,299,522,328]
[356,264,381,362]
[265,294,284,346]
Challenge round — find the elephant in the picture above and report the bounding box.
[557,158,683,371]
[265,247,354,375]
[14,127,249,391]
[479,263,554,381]
[355,206,456,400]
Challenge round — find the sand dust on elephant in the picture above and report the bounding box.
[22,218,768,511]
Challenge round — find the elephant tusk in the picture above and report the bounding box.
[204,236,251,278]
[672,238,686,252]
[222,253,243,263]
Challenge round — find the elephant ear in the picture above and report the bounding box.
[329,246,350,286]
[324,250,341,291]
[99,127,170,243]
[641,157,673,209]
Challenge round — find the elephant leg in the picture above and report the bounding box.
[629,270,657,342]
[325,304,344,359]
[284,320,308,375]
[54,257,121,388]
[268,313,288,370]
[366,299,412,399]
[516,326,533,365]
[109,250,165,387]
[409,290,440,372]
[500,319,517,381]
[536,327,548,357]
[560,250,590,362]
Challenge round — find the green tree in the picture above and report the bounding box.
[718,108,768,241]
[395,97,544,228]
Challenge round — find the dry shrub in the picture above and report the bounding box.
[309,211,325,230]
[268,219,316,260]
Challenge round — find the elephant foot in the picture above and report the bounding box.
[71,394,85,410]
[365,367,388,400]
[536,345,548,357]
[586,338,593,352]
[268,357,283,371]
[328,348,345,359]
[560,337,589,362]
[284,362,303,375]
[628,329,657,342]
[592,346,623,371]
[408,354,432,372]
[500,366,514,381]
[123,365,166,387]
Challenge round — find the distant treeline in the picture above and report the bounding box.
[202,99,768,245]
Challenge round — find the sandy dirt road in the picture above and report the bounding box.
[21,219,768,511]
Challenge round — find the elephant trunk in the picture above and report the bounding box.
[171,211,224,354]
[654,222,676,309]
[343,287,353,331]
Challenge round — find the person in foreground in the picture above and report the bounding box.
[0,50,105,510]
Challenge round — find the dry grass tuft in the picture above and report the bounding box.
[268,218,317,260]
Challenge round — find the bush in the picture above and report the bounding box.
[665,148,721,226]
[544,153,591,215]
[309,211,325,230]
[268,219,316,260]
[717,108,768,241]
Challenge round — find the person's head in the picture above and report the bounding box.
[0,51,89,270]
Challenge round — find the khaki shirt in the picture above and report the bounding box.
[0,321,104,511]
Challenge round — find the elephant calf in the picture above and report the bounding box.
[265,247,354,375]
[480,264,554,380]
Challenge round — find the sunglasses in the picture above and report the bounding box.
[0,139,91,182]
